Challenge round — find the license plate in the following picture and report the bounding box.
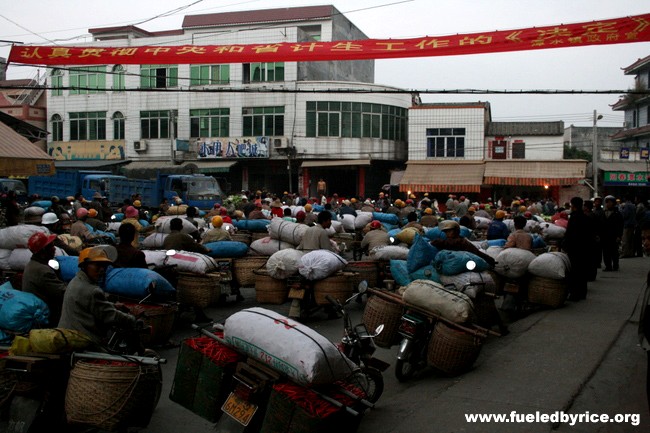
[222,392,258,426]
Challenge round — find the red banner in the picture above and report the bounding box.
[8,13,650,66]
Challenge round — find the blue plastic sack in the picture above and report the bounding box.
[235,219,271,232]
[112,213,125,222]
[104,267,176,299]
[55,255,80,282]
[312,204,324,212]
[198,210,206,217]
[0,329,13,344]
[532,233,546,248]
[0,282,50,333]
[424,226,471,240]
[203,241,249,258]
[382,223,398,232]
[139,219,150,228]
[389,260,411,287]
[433,250,489,276]
[407,234,439,273]
[487,239,507,247]
[387,228,402,239]
[372,212,400,225]
[31,200,52,210]
[409,264,441,283]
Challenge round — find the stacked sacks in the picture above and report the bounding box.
[494,248,536,279]
[433,250,489,276]
[432,250,492,299]
[7,246,68,271]
[266,249,305,279]
[424,225,472,241]
[202,241,249,258]
[104,267,176,300]
[389,234,441,287]
[249,237,294,256]
[372,245,409,261]
[0,281,50,344]
[142,232,169,249]
[527,252,571,279]
[0,225,50,249]
[401,280,475,324]
[298,250,348,280]
[538,222,566,241]
[143,250,219,274]
[354,211,373,230]
[235,219,271,232]
[526,252,571,308]
[268,218,308,246]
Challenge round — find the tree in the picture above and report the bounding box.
[563,144,591,162]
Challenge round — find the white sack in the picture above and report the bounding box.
[539,223,566,240]
[474,216,491,229]
[154,216,199,234]
[299,250,348,281]
[485,246,504,260]
[372,245,410,261]
[0,225,49,250]
[503,219,515,233]
[0,249,12,271]
[8,247,67,271]
[266,249,305,279]
[142,232,168,249]
[439,271,495,299]
[268,218,308,245]
[249,237,294,256]
[354,212,373,230]
[24,206,46,217]
[107,222,122,232]
[224,307,357,386]
[291,206,305,217]
[339,214,356,231]
[165,250,219,274]
[402,279,474,323]
[142,250,168,267]
[495,248,536,279]
[524,219,539,233]
[470,240,489,251]
[528,252,571,279]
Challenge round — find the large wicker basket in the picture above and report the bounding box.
[362,295,403,348]
[527,276,568,308]
[233,256,269,287]
[313,273,354,306]
[344,261,379,288]
[427,322,484,376]
[176,272,221,308]
[254,270,288,304]
[125,303,178,346]
[65,359,162,431]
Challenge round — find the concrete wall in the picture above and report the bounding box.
[564,126,622,154]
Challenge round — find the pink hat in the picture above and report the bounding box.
[125,206,139,218]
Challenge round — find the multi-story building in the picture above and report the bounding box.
[45,5,411,199]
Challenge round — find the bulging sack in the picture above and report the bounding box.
[55,255,80,282]
[407,235,438,273]
[372,212,400,225]
[395,227,420,246]
[57,234,83,253]
[155,216,198,234]
[104,267,176,299]
[372,245,409,261]
[402,279,474,323]
[266,249,305,279]
[433,250,489,276]
[249,237,294,256]
[9,247,67,271]
[268,218,308,245]
[0,225,50,249]
[235,219,271,232]
[439,271,495,299]
[354,212,373,229]
[495,248,536,279]
[166,250,219,274]
[203,241,249,258]
[527,252,571,279]
[224,308,357,386]
[539,223,566,240]
[142,232,168,249]
[474,216,491,229]
[0,283,50,333]
[299,250,348,281]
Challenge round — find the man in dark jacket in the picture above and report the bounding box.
[562,197,595,301]
[23,232,67,326]
[602,195,624,272]
[162,218,210,254]
[114,223,147,268]
[487,210,510,240]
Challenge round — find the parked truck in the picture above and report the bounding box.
[28,170,127,202]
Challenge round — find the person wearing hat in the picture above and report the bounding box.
[504,216,533,251]
[431,220,495,267]
[50,195,66,219]
[376,192,389,211]
[460,206,477,230]
[89,191,104,220]
[487,210,510,241]
[303,203,317,225]
[420,207,438,228]
[22,232,67,326]
[70,207,99,243]
[205,203,222,218]
[121,206,146,247]
[72,193,85,213]
[601,195,623,272]
[201,216,233,244]
[113,223,147,269]
[40,212,81,256]
[270,197,285,218]
[474,204,491,219]
[402,211,424,233]
[361,220,391,256]
[295,210,307,224]
[248,201,268,220]
[361,199,376,213]
[58,246,139,345]
[338,199,357,218]
[86,208,108,232]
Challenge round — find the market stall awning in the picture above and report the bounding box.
[187,160,238,173]
[484,160,586,186]
[399,161,485,193]
[301,159,371,168]
[0,121,54,177]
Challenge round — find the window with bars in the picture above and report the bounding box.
[51,69,63,96]
[51,114,63,141]
[140,65,178,88]
[190,108,230,138]
[243,62,285,83]
[512,141,526,159]
[140,110,176,139]
[305,101,407,140]
[69,112,106,140]
[112,65,126,91]
[190,65,230,85]
[426,128,465,157]
[242,106,284,136]
[69,66,106,95]
[113,112,125,140]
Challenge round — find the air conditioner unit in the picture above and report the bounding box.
[273,137,289,150]
[134,140,148,152]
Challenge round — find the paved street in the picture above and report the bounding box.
[144,257,650,433]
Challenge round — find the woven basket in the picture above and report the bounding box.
[427,322,484,376]
[362,295,403,348]
[344,261,379,288]
[233,256,269,287]
[65,360,162,431]
[176,272,221,308]
[527,276,567,308]
[313,273,354,306]
[126,303,178,346]
[255,270,288,304]
[230,232,252,245]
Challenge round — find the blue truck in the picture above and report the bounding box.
[28,170,127,202]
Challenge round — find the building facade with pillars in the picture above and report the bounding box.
[400,102,587,204]
[44,5,411,199]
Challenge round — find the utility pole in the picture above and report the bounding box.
[593,110,603,197]
[170,110,176,164]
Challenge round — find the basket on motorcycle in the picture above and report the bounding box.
[233,255,270,287]
[426,321,484,376]
[176,271,221,308]
[65,359,161,431]
[344,261,379,288]
[254,269,288,304]
[527,276,568,308]
[313,272,355,306]
[362,295,403,348]
[169,336,243,422]
[124,303,178,346]
[260,381,364,433]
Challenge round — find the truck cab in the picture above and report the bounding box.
[0,179,28,202]
[163,174,224,209]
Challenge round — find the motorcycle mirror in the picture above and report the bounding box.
[374,324,385,336]
[357,280,368,294]
[165,249,177,257]
[48,259,60,271]
[466,260,476,271]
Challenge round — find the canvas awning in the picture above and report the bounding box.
[187,160,238,173]
[301,159,371,168]
[399,161,485,193]
[0,121,54,177]
[484,160,586,186]
[55,159,129,169]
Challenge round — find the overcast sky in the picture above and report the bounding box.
[1,0,648,127]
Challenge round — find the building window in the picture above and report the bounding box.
[489,140,507,159]
[426,128,465,157]
[51,114,63,141]
[190,108,230,138]
[69,112,106,141]
[140,110,176,139]
[113,111,125,140]
[112,65,126,91]
[305,101,407,140]
[140,65,178,89]
[512,141,525,159]
[242,106,284,136]
[69,66,106,95]
[243,62,285,83]
[51,69,63,96]
[190,65,230,85]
